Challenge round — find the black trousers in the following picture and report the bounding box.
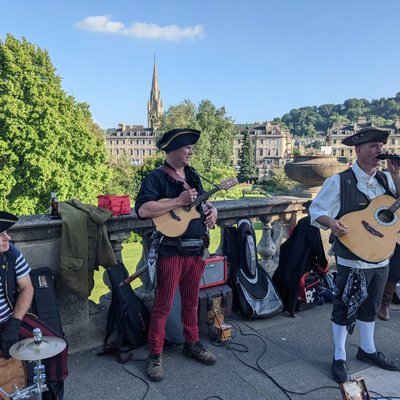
[388,244,400,283]
[331,264,389,325]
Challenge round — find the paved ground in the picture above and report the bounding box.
[64,302,400,400]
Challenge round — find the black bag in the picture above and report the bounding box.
[225,219,283,319]
[30,267,63,335]
[100,262,149,363]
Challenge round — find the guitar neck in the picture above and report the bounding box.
[191,186,221,207]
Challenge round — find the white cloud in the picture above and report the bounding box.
[74,15,204,41]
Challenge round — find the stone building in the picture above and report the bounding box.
[105,62,293,172]
[233,122,292,179]
[326,116,400,163]
[105,124,156,165]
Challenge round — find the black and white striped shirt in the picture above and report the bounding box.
[0,244,31,324]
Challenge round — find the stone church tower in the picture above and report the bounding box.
[147,58,163,131]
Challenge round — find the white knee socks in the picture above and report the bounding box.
[357,320,376,354]
[332,322,348,360]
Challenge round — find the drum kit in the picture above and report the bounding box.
[0,328,66,400]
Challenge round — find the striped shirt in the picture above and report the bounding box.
[0,244,31,324]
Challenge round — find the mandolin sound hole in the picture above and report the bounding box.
[378,209,394,223]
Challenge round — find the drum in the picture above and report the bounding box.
[0,357,26,399]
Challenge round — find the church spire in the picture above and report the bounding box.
[147,56,163,131]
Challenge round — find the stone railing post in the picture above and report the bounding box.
[257,215,277,276]
[273,213,293,263]
[132,228,154,302]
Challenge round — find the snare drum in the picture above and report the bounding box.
[0,357,26,399]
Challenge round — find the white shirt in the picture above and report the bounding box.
[309,162,397,269]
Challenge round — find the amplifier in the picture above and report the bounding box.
[199,255,228,289]
[198,284,233,323]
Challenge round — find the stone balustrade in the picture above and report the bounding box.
[8,196,310,353]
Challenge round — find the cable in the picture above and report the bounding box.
[121,362,150,400]
[222,319,341,399]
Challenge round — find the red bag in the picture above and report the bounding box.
[97,195,131,216]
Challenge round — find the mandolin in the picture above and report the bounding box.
[152,177,238,238]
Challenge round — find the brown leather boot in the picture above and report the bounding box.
[378,280,396,321]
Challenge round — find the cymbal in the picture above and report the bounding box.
[9,336,66,361]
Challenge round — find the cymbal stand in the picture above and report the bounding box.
[0,359,47,399]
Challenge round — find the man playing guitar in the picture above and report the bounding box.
[135,128,217,382]
[309,126,400,384]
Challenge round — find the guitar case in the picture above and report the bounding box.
[226,219,283,319]
[30,267,63,335]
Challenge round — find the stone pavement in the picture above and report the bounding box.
[64,302,400,400]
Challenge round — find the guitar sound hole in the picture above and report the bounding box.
[378,209,394,223]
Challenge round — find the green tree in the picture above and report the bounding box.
[159,99,236,173]
[194,100,236,170]
[237,128,258,183]
[104,155,139,197]
[0,34,110,215]
[265,168,298,194]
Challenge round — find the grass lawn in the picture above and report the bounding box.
[90,224,262,304]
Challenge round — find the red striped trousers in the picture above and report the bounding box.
[148,255,205,354]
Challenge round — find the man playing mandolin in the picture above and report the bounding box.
[309,127,400,384]
[135,128,218,382]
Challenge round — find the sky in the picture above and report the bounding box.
[1,0,400,129]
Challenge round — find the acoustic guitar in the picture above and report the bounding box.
[338,194,400,262]
[152,177,238,238]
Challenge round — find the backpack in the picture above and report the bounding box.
[225,219,283,319]
[99,261,150,363]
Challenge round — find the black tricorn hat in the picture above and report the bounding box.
[342,127,390,146]
[156,128,200,152]
[0,211,18,233]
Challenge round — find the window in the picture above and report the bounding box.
[267,139,272,145]
[258,149,263,156]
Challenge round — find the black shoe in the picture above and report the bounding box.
[183,342,217,365]
[356,348,399,371]
[332,359,350,384]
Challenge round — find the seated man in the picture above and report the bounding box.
[0,211,68,399]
